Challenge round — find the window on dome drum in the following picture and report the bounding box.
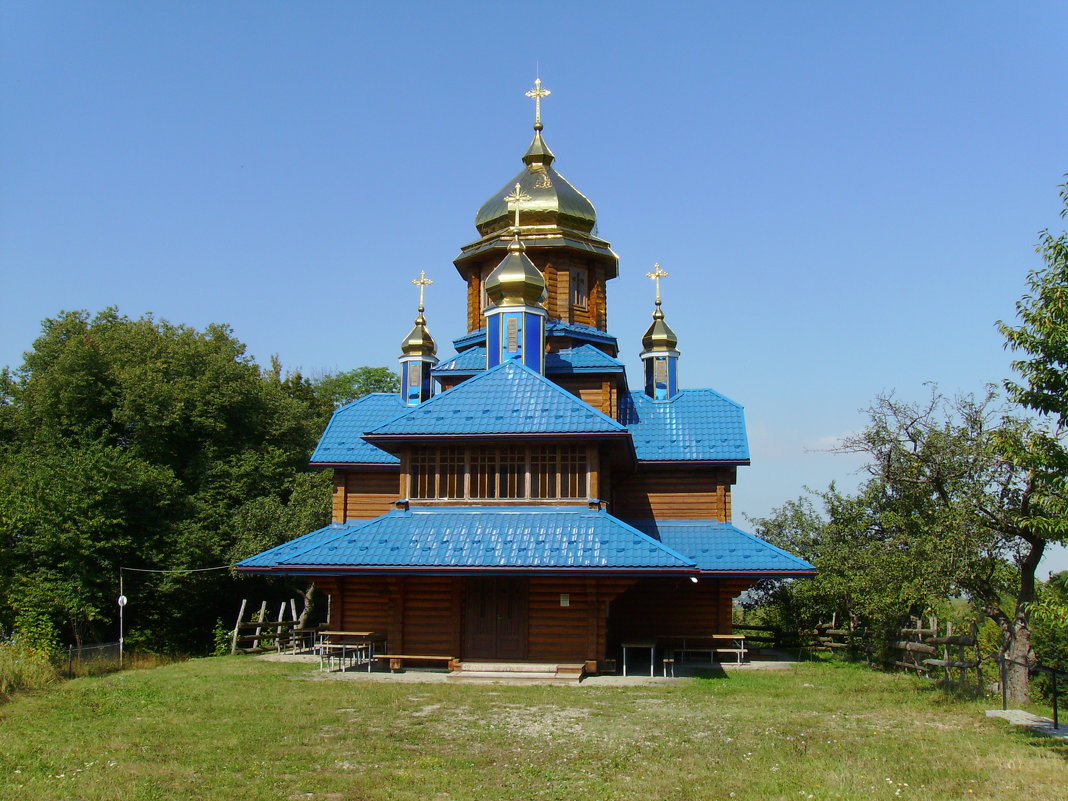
[571,268,588,309]
[408,445,589,501]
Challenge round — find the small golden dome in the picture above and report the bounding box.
[400,310,436,356]
[642,302,678,351]
[484,235,547,307]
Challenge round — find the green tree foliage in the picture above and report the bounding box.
[314,366,399,410]
[753,390,1067,703]
[0,308,396,651]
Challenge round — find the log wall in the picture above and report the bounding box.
[333,469,401,523]
[606,577,754,646]
[324,574,638,665]
[610,467,736,522]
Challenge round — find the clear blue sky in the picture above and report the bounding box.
[3,2,1067,574]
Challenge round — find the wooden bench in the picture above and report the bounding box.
[373,654,457,672]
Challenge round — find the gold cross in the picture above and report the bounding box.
[525,78,551,128]
[647,263,669,304]
[411,270,433,310]
[504,183,532,230]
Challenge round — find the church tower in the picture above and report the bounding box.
[453,79,620,354]
[640,263,680,400]
[483,185,548,373]
[398,270,437,405]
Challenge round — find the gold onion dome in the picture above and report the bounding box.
[400,309,436,356]
[474,80,597,237]
[642,302,678,351]
[484,234,547,307]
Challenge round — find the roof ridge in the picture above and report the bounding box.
[366,359,626,435]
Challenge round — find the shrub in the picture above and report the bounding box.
[0,635,59,699]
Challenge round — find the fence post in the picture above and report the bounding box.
[67,645,73,678]
[230,599,247,655]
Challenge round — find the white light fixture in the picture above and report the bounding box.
[690,577,698,584]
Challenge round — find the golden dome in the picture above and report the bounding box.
[474,129,598,237]
[400,310,436,356]
[484,235,547,307]
[642,302,678,351]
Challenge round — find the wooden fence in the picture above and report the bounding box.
[799,615,986,691]
[230,598,313,655]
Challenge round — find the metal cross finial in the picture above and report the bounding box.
[525,78,551,129]
[504,183,532,230]
[411,270,433,310]
[647,263,669,304]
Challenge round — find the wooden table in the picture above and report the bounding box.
[316,631,386,672]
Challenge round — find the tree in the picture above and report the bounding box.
[753,389,1066,703]
[313,366,399,410]
[0,310,324,649]
[840,391,1067,703]
[0,308,399,650]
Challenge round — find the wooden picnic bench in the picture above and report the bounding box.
[372,654,458,672]
[316,631,386,672]
[661,634,747,676]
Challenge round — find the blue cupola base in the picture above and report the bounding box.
[400,356,437,406]
[642,350,679,401]
[485,305,546,374]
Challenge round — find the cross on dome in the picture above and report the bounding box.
[647,263,669,305]
[504,183,533,230]
[411,270,433,311]
[525,78,551,130]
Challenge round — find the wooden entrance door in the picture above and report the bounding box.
[464,577,528,660]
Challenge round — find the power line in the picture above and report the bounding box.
[120,568,234,572]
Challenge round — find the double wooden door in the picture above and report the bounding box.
[464,577,528,660]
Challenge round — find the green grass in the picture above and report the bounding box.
[0,657,1063,801]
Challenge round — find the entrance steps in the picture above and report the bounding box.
[446,661,586,684]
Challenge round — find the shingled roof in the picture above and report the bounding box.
[238,506,696,573]
[366,360,626,437]
[620,389,750,463]
[309,394,405,465]
[629,520,815,575]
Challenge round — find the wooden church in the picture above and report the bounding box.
[238,81,814,675]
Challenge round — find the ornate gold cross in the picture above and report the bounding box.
[411,270,433,310]
[647,263,669,304]
[504,183,532,229]
[525,78,551,128]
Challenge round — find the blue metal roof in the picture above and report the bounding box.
[547,345,624,373]
[366,360,626,437]
[620,389,750,462]
[247,506,695,571]
[546,320,619,348]
[629,520,815,574]
[237,522,366,568]
[433,344,623,377]
[433,347,487,374]
[453,322,618,352]
[310,394,406,465]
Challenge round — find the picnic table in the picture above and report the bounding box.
[661,634,747,676]
[316,631,386,672]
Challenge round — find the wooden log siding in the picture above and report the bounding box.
[328,576,640,665]
[611,467,736,522]
[333,469,400,523]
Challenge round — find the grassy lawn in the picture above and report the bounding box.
[0,657,1063,801]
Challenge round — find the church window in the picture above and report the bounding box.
[571,268,588,309]
[409,445,588,501]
